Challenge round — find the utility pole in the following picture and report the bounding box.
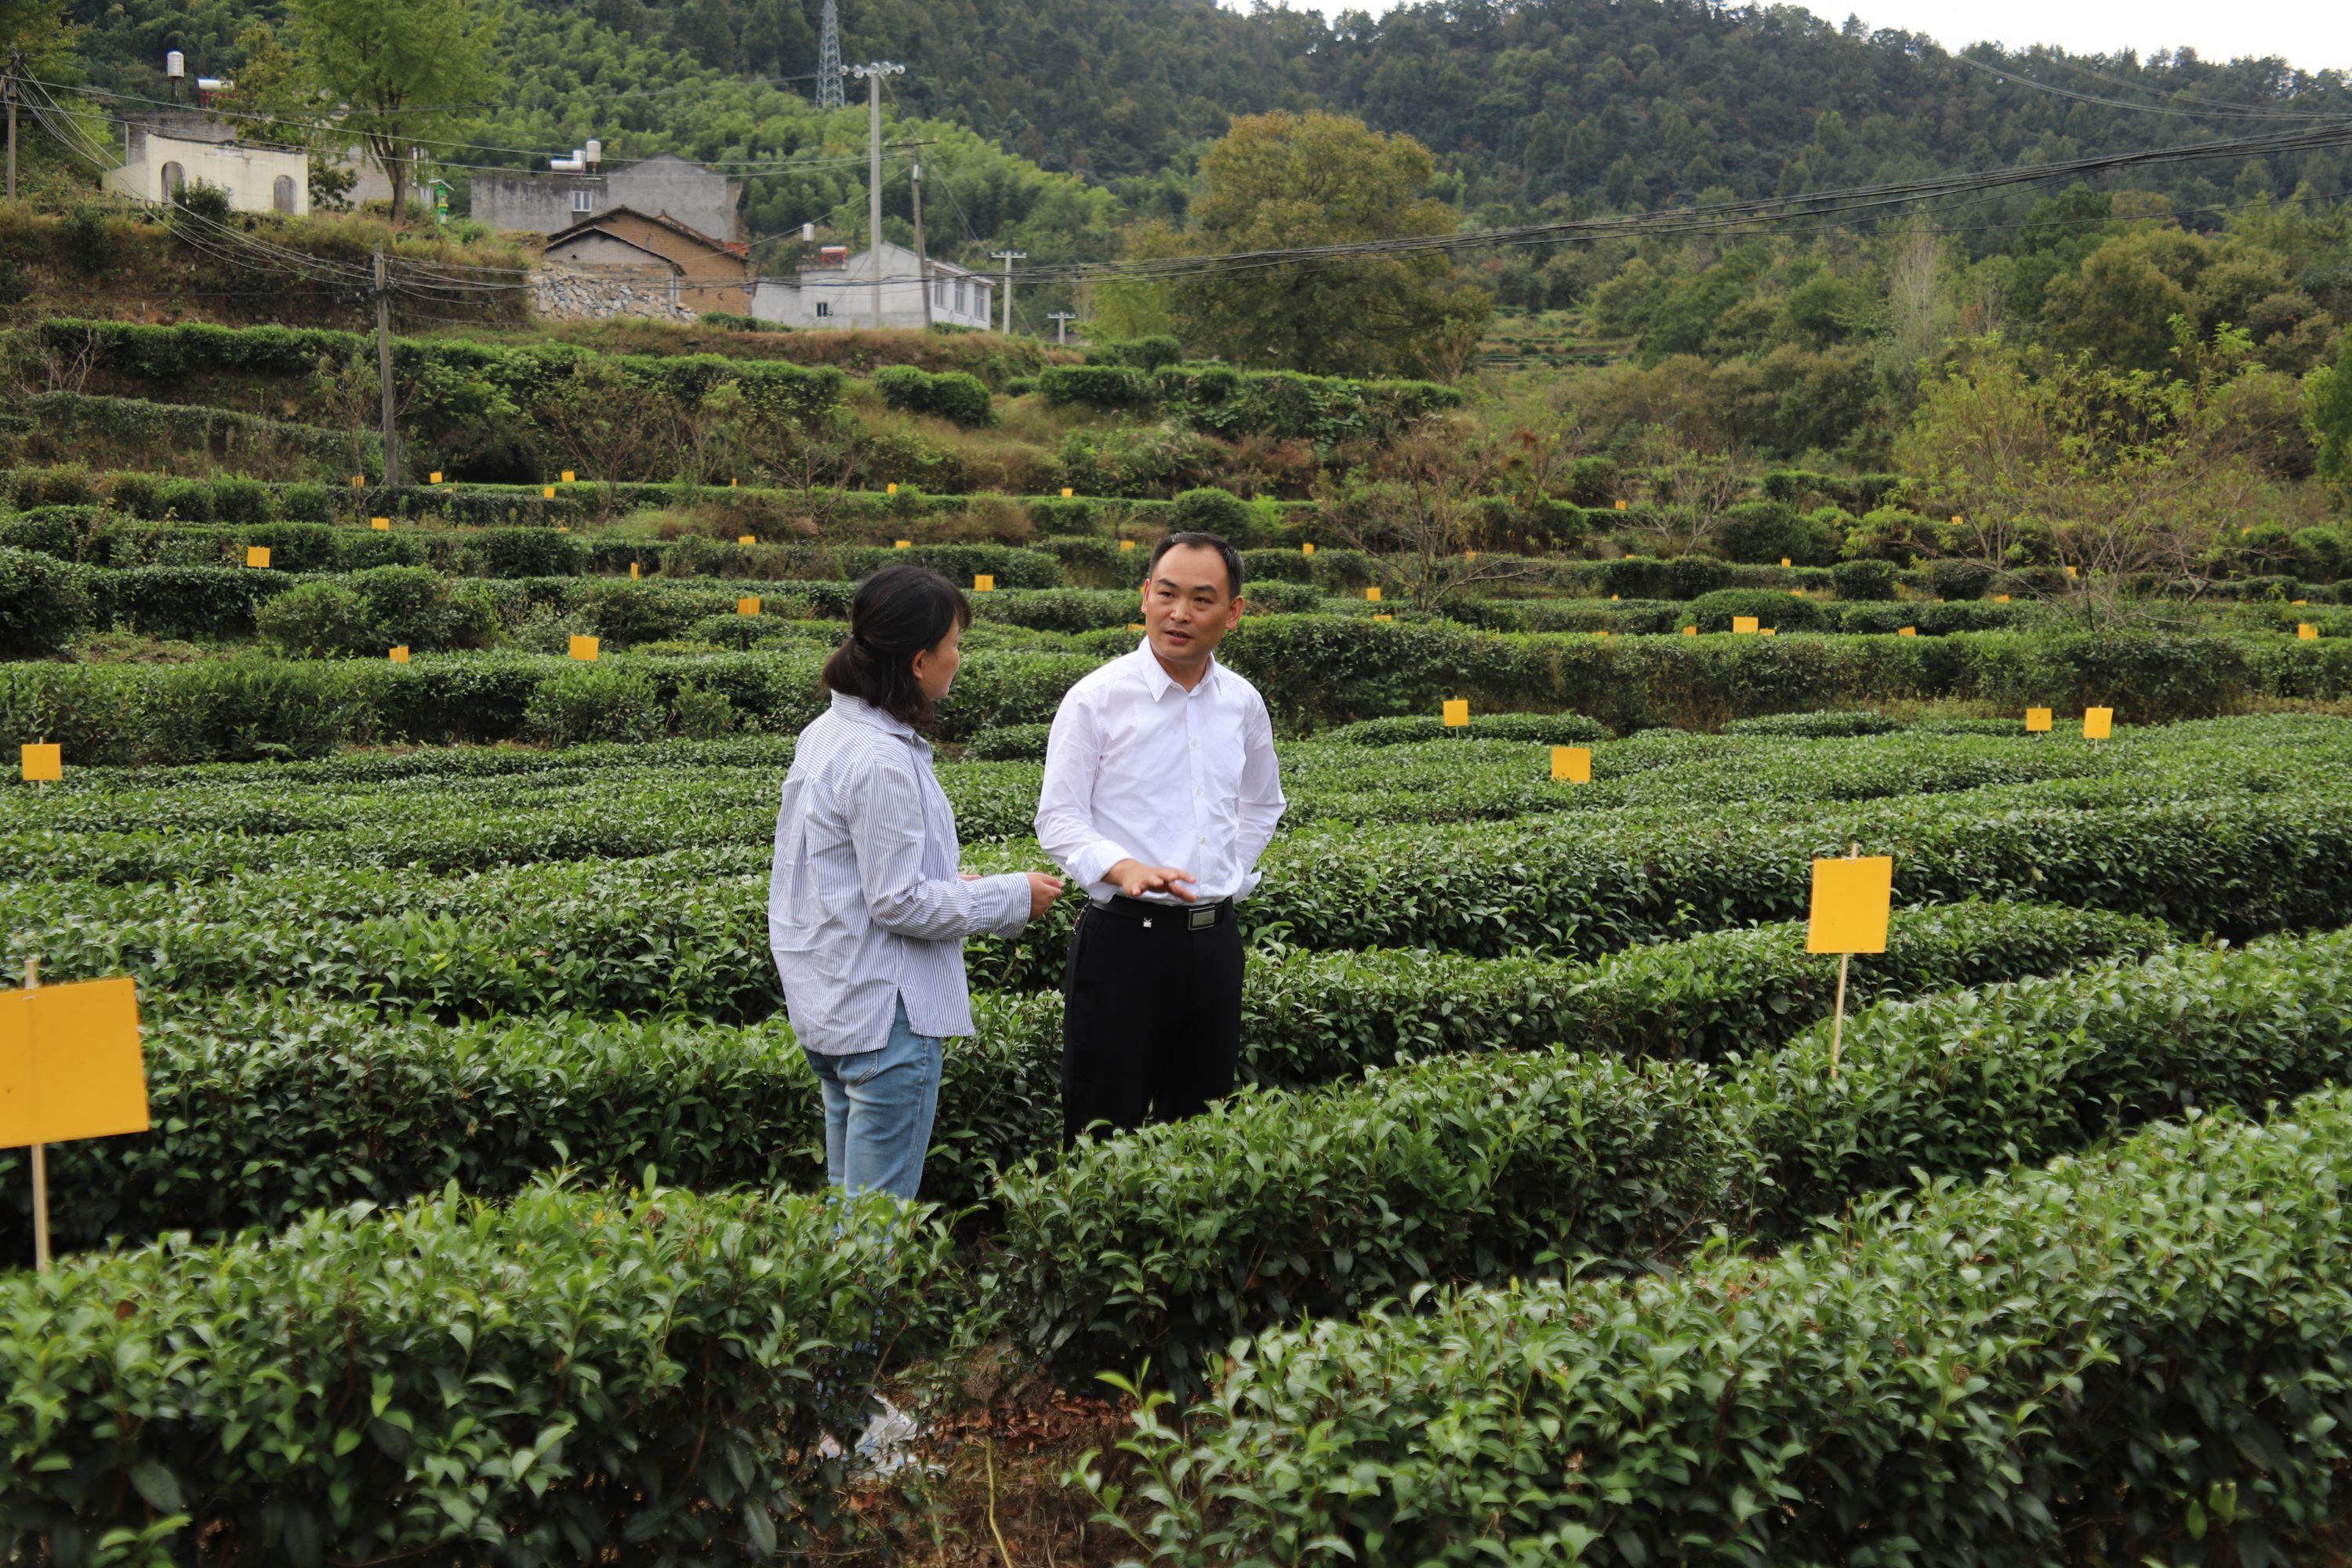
[909,162,933,330]
[372,247,402,488]
[991,249,1026,336]
[1047,310,1077,346]
[4,49,21,203]
[848,62,904,331]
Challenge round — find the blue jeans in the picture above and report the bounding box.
[804,996,945,1201]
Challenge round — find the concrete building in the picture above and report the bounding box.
[102,111,307,216]
[749,241,994,330]
[543,205,751,315]
[474,152,742,242]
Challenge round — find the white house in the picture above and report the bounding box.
[103,120,308,216]
[750,241,995,331]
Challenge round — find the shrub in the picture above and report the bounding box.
[1686,586,1833,633]
[1831,557,1900,599]
[1929,557,1996,600]
[1036,364,1157,409]
[1723,708,1904,738]
[1085,336,1182,370]
[670,681,739,738]
[256,568,497,657]
[523,661,668,746]
[1561,456,1618,506]
[1001,928,2352,1392]
[1664,554,1733,597]
[872,365,995,428]
[0,546,93,656]
[209,474,275,524]
[1165,486,1254,546]
[0,1178,956,1563]
[1319,713,1609,746]
[964,722,1053,760]
[1113,1083,2352,1565]
[576,581,714,648]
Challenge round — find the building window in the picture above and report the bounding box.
[955,280,967,314]
[935,278,947,307]
[159,161,186,199]
[272,174,296,213]
[572,189,595,214]
[815,300,831,318]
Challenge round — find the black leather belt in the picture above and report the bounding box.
[1093,893,1232,931]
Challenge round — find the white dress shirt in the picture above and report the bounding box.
[770,691,1032,1055]
[1036,639,1287,904]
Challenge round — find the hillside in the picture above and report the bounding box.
[67,0,2352,219]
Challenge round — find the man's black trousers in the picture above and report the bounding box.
[1061,895,1244,1145]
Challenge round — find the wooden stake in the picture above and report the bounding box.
[25,955,47,1272]
[1828,840,1859,1081]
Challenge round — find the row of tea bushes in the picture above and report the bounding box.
[0,901,2163,1252]
[1107,1082,2352,1564]
[0,1179,954,1564]
[1000,928,2352,1389]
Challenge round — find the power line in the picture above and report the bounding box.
[1947,51,2350,123]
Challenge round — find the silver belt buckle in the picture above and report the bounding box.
[1187,903,1218,931]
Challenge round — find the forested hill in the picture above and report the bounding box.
[68,0,2352,218]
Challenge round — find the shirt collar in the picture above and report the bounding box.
[1133,637,1221,701]
[830,689,921,741]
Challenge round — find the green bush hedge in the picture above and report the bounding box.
[1318,712,1610,746]
[1112,1082,2352,1565]
[872,363,995,427]
[0,544,93,655]
[0,902,2161,1255]
[0,1178,954,1563]
[1000,927,2352,1389]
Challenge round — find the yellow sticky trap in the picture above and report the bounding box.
[1780,557,1791,568]
[1442,699,1469,728]
[557,526,570,535]
[738,597,761,617]
[543,485,556,499]
[1681,626,1697,637]
[2084,707,2113,740]
[2026,707,2052,732]
[370,517,390,531]
[1373,613,1392,622]
[1465,550,1477,561]
[350,474,365,488]
[429,471,443,485]
[2299,623,2319,641]
[1127,622,1144,632]
[887,483,898,495]
[737,535,757,546]
[1301,543,1316,557]
[1790,590,1803,598]
[1897,626,1917,637]
[895,540,913,550]
[1994,593,2011,603]
[1732,616,1759,634]
[1760,627,1778,637]
[388,645,409,664]
[1120,539,1136,552]
[2292,599,2308,606]
[1551,746,1591,783]
[1613,499,1627,510]
[2065,564,2079,579]
[21,743,60,783]
[1596,630,1613,639]
[561,470,575,484]
[1951,514,1962,526]
[245,546,270,569]
[0,977,150,1149]
[1366,586,1382,603]
[1061,487,1074,498]
[1610,594,1620,602]
[630,562,641,581]
[1806,856,1893,956]
[974,575,996,593]
[568,635,599,662]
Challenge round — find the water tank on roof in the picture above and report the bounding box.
[585,140,602,169]
[819,245,848,267]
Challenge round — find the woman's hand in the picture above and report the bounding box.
[1026,872,1068,920]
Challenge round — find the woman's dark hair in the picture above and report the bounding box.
[821,564,972,728]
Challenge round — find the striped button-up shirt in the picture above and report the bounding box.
[770,691,1033,1055]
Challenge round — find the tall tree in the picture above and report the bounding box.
[1141,111,1490,379]
[285,0,503,221]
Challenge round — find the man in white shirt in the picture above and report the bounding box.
[1036,532,1287,1145]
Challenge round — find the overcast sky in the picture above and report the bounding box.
[1272,1,2352,75]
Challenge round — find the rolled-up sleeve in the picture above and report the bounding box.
[845,756,1030,938]
[1233,691,1287,896]
[1036,691,1134,892]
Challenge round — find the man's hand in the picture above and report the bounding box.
[1105,858,1200,902]
[1026,872,1068,920]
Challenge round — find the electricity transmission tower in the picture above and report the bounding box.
[817,0,844,110]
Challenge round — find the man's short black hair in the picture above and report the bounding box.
[1145,532,1244,600]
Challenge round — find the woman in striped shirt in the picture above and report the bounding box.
[768,564,1065,1200]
